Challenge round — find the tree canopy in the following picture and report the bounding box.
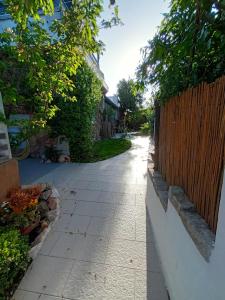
[117,78,144,115]
[3,0,118,28]
[137,0,225,103]
[0,0,121,127]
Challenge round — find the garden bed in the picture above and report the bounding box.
[0,184,60,299]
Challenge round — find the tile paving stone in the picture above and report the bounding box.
[52,213,72,231]
[39,230,61,255]
[135,270,168,300]
[65,179,89,190]
[62,261,135,300]
[53,213,90,234]
[113,192,136,205]
[135,194,147,207]
[87,180,123,192]
[74,201,115,218]
[73,189,101,202]
[12,290,40,300]
[114,203,136,219]
[14,136,168,300]
[97,191,115,203]
[135,219,150,243]
[87,216,136,240]
[39,295,68,300]
[50,232,109,263]
[105,238,154,271]
[19,255,73,297]
[60,199,76,214]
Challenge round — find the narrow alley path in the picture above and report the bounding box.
[14,136,168,300]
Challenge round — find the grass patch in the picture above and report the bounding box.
[87,138,132,162]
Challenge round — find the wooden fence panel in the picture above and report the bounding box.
[158,76,225,233]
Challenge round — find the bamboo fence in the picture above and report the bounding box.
[158,76,225,233]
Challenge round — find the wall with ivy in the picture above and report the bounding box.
[50,61,103,162]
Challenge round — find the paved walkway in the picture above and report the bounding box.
[14,136,168,300]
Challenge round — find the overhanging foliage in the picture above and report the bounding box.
[137,0,225,103]
[0,0,121,128]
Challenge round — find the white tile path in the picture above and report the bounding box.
[13,136,168,300]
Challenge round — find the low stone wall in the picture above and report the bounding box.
[147,161,225,300]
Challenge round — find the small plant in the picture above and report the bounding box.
[7,187,41,214]
[0,187,41,228]
[0,227,30,299]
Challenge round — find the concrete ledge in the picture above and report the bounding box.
[169,186,195,212]
[148,163,215,262]
[169,186,215,262]
[148,164,169,211]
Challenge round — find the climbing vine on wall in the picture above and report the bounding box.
[50,61,103,162]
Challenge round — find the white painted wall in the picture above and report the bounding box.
[0,92,12,159]
[146,170,225,300]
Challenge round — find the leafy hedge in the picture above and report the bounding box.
[126,108,154,131]
[137,1,225,103]
[140,123,151,135]
[50,61,103,161]
[0,227,30,299]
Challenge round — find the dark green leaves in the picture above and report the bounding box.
[117,79,144,115]
[137,0,225,103]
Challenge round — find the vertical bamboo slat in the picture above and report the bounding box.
[157,76,225,233]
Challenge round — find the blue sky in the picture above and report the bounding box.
[98,0,170,96]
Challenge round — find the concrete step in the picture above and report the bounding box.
[0,156,9,163]
[0,133,6,139]
[0,144,8,151]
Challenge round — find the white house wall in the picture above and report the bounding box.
[146,171,225,300]
[0,93,12,160]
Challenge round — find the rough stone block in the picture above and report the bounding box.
[169,186,215,261]
[169,186,195,212]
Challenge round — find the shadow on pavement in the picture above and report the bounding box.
[19,158,62,185]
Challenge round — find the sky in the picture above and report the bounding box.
[98,0,170,96]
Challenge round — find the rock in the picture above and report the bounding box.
[47,197,57,210]
[39,189,52,201]
[38,201,49,218]
[46,210,57,222]
[41,220,49,230]
[58,154,70,163]
[51,188,60,198]
[39,183,47,192]
[46,159,52,163]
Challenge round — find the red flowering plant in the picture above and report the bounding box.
[8,187,40,213]
[0,186,42,228]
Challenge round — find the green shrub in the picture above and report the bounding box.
[50,61,103,162]
[140,122,151,135]
[126,108,154,131]
[0,227,30,299]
